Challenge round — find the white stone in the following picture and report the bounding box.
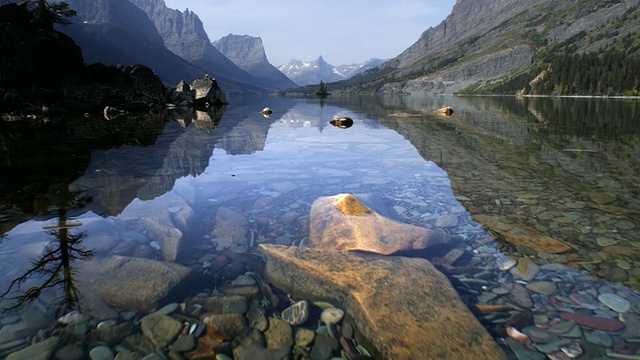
[320,308,344,325]
[598,293,630,313]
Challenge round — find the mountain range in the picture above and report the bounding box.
[23,0,640,96]
[278,56,386,86]
[316,0,640,96]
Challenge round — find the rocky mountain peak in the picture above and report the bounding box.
[212,33,297,90]
[212,34,268,68]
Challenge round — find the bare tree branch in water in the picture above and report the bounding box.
[0,209,93,316]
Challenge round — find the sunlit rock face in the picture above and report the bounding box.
[309,193,450,255]
[260,245,508,360]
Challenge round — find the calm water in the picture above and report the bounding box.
[0,95,639,358]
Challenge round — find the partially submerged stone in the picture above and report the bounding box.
[309,193,450,255]
[260,244,507,360]
[77,256,194,313]
[435,107,454,116]
[192,74,227,108]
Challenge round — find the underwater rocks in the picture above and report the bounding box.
[260,244,507,359]
[77,256,194,313]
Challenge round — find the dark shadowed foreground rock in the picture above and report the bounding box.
[260,244,507,360]
[77,256,193,312]
[309,193,450,254]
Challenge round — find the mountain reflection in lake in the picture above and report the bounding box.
[0,95,639,358]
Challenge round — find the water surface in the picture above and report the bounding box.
[0,95,639,358]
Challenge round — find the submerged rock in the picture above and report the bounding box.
[260,244,507,360]
[309,193,450,255]
[77,256,194,312]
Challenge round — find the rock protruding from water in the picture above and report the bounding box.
[191,74,228,108]
[260,244,508,360]
[168,76,228,109]
[309,193,450,255]
[77,256,193,312]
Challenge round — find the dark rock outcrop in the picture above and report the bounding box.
[212,34,297,90]
[63,63,168,112]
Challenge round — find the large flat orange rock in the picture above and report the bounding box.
[309,193,450,255]
[260,245,507,360]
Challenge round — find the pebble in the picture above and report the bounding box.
[526,281,557,296]
[495,254,517,271]
[598,293,631,313]
[559,313,625,332]
[548,321,577,335]
[281,300,309,326]
[295,328,315,347]
[509,283,533,308]
[170,334,195,352]
[584,330,613,347]
[560,342,583,358]
[89,346,115,360]
[320,308,344,325]
[533,338,572,354]
[522,326,558,344]
[231,274,257,287]
[511,258,540,281]
[168,206,183,213]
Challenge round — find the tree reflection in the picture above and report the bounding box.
[0,207,93,317]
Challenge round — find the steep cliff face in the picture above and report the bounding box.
[331,0,640,95]
[129,0,269,90]
[212,34,297,90]
[64,0,164,46]
[62,0,218,86]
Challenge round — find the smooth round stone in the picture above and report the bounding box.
[231,274,257,287]
[281,300,309,326]
[534,338,572,354]
[295,328,316,347]
[548,321,577,335]
[216,355,233,360]
[478,292,498,302]
[495,254,517,271]
[168,206,183,213]
[313,301,336,310]
[320,308,344,325]
[526,281,557,296]
[596,237,617,247]
[170,334,196,352]
[585,330,613,347]
[341,323,354,339]
[55,342,85,360]
[492,287,511,295]
[522,326,559,344]
[598,293,630,313]
[90,346,115,360]
[509,283,533,308]
[533,315,549,326]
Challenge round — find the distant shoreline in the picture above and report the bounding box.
[452,93,640,99]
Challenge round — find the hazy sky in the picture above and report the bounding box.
[163,0,456,66]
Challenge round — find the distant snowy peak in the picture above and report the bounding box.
[334,58,387,78]
[278,56,387,86]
